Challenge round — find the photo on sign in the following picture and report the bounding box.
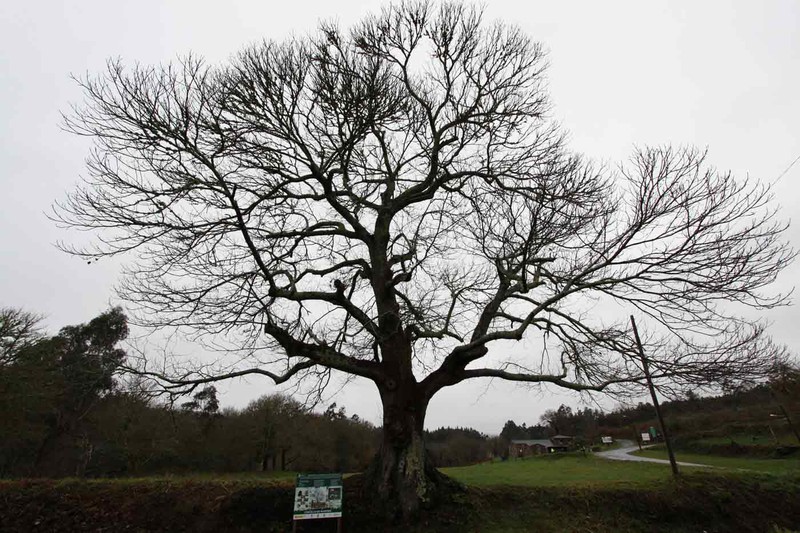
[293,474,344,520]
[295,487,341,511]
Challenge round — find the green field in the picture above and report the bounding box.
[692,434,798,447]
[443,454,800,532]
[632,447,800,473]
[443,452,689,487]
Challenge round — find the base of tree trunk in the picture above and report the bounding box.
[362,436,465,522]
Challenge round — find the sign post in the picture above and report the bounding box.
[293,473,343,532]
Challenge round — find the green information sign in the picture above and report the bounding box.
[293,473,343,520]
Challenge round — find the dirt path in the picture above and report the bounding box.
[595,440,713,468]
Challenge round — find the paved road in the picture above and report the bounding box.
[595,440,712,468]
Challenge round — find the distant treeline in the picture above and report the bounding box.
[1,368,379,477]
[499,375,799,449]
[0,307,378,477]
[424,426,497,467]
[0,307,494,477]
[1,306,797,477]
[428,374,799,464]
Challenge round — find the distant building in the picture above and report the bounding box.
[509,436,574,457]
[550,435,574,449]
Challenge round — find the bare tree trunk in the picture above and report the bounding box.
[364,380,460,520]
[34,425,65,476]
[75,434,93,477]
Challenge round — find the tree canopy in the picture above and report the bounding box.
[0,307,128,475]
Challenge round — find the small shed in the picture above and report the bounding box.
[549,435,574,451]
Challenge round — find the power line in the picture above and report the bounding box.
[773,152,800,185]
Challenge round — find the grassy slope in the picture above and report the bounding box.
[696,434,799,447]
[633,447,800,473]
[443,452,687,487]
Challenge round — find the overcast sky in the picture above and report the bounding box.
[1,1,799,434]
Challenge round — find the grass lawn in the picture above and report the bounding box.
[439,454,800,532]
[442,452,689,487]
[632,447,800,474]
[2,458,799,532]
[694,434,798,447]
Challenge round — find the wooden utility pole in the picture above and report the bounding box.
[777,404,800,445]
[631,425,642,451]
[630,316,679,477]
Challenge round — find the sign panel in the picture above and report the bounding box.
[641,432,651,442]
[293,473,343,520]
[601,436,613,444]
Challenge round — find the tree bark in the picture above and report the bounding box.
[364,236,465,519]
[364,379,460,520]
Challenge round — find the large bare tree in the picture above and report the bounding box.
[54,2,792,517]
